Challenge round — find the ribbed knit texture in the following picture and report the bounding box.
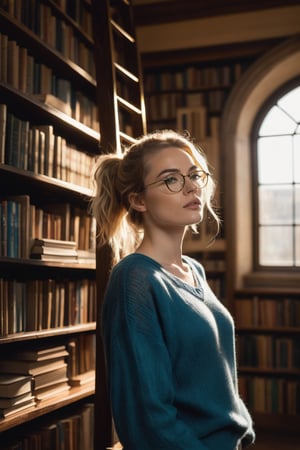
[102,254,255,450]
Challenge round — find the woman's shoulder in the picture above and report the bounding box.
[111,253,162,278]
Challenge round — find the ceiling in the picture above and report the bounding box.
[132,0,300,26]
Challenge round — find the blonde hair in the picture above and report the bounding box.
[90,130,220,264]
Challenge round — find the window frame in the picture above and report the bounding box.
[251,76,300,272]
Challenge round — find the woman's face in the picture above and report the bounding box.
[139,146,206,231]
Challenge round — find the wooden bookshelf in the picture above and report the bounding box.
[234,289,300,430]
[0,382,95,433]
[0,1,99,448]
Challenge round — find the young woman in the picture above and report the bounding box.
[91,130,255,450]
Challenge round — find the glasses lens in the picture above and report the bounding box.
[190,170,208,188]
[165,174,183,192]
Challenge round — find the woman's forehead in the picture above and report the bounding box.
[145,146,195,171]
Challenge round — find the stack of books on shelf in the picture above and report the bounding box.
[30,238,78,263]
[0,345,70,404]
[0,374,35,418]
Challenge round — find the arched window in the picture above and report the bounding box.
[253,81,300,268]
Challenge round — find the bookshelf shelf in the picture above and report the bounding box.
[0,381,95,433]
[0,323,96,345]
[0,255,95,270]
[0,164,94,199]
[0,84,100,150]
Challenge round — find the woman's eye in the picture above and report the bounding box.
[190,172,201,181]
[165,176,179,185]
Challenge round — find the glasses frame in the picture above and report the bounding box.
[144,169,210,193]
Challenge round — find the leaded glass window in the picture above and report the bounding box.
[256,84,300,267]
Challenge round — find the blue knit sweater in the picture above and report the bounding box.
[102,253,255,450]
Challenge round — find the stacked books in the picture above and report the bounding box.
[0,374,35,418]
[30,238,78,262]
[0,345,70,403]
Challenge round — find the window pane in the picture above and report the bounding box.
[278,86,300,122]
[294,134,300,182]
[259,105,297,136]
[259,185,293,225]
[258,136,293,183]
[259,226,293,266]
[296,226,300,266]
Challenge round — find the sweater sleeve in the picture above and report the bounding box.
[102,264,209,450]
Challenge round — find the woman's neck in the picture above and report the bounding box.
[136,229,184,265]
[136,229,195,286]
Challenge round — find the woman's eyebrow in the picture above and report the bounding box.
[156,165,198,178]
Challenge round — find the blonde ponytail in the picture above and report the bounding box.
[90,153,142,264]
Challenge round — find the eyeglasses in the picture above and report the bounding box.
[144,169,209,193]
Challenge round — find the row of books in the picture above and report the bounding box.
[53,0,92,32]
[144,62,246,92]
[237,334,300,369]
[0,33,98,129]
[0,341,95,419]
[0,105,96,186]
[0,276,96,336]
[146,90,227,121]
[239,375,300,415]
[2,401,94,450]
[235,296,300,328]
[0,1,94,75]
[0,197,96,259]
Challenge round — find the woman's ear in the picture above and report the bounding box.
[128,192,147,212]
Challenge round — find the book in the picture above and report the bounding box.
[0,374,32,398]
[34,124,55,176]
[0,396,36,418]
[30,237,78,262]
[31,238,77,249]
[32,93,72,116]
[31,245,78,257]
[7,195,31,259]
[33,364,68,390]
[0,103,7,164]
[34,380,70,402]
[0,391,33,409]
[12,345,69,361]
[0,356,68,376]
